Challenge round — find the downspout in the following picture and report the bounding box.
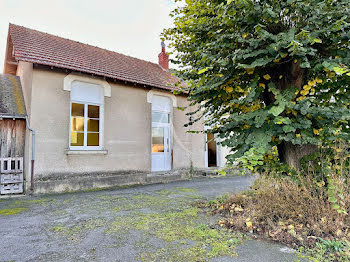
[25,116,35,193]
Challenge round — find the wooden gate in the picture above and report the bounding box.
[0,119,25,195]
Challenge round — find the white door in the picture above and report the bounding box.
[152,96,172,171]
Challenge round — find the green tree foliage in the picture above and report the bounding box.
[163,0,350,169]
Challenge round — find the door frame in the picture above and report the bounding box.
[204,129,221,168]
[151,97,172,172]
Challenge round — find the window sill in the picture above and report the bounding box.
[66,150,108,155]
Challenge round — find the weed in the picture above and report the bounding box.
[297,238,350,262]
[208,193,229,206]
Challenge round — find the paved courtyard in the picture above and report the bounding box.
[0,176,303,262]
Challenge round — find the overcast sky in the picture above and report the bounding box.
[0,0,177,72]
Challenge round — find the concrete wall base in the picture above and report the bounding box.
[31,168,233,195]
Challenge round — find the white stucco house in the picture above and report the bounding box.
[1,24,228,194]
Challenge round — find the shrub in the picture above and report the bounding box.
[211,140,350,261]
[211,173,350,261]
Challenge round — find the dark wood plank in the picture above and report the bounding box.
[0,119,26,158]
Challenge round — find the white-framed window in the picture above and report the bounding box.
[69,81,104,150]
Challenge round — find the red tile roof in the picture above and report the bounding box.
[8,24,181,91]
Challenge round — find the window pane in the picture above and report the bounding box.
[88,105,100,118]
[152,127,164,153]
[88,119,99,132]
[152,112,169,123]
[87,133,99,146]
[71,117,84,131]
[72,103,84,117]
[70,132,84,146]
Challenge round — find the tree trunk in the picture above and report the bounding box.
[272,61,319,170]
[261,61,319,169]
[277,141,318,170]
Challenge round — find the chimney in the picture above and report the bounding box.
[158,42,169,70]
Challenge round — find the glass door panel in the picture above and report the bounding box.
[152,127,164,153]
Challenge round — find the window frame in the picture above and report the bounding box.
[69,100,104,151]
[151,109,171,155]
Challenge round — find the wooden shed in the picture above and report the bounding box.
[0,74,26,195]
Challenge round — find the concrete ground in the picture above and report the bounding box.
[0,176,305,262]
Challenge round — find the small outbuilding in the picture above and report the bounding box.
[0,74,26,195]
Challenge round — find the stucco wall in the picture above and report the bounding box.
[173,97,205,169]
[22,68,205,181]
[16,62,33,192]
[16,62,33,116]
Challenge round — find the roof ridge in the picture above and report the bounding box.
[9,23,164,69]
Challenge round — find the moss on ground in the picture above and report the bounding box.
[46,186,244,261]
[103,189,244,261]
[51,218,106,241]
[0,197,55,216]
[9,198,55,207]
[0,207,28,216]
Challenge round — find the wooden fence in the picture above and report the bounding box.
[0,119,25,194]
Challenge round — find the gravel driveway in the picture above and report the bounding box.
[0,175,304,262]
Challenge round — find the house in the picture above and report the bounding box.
[2,24,228,194]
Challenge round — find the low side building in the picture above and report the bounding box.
[0,74,26,195]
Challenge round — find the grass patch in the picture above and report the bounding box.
[297,239,350,262]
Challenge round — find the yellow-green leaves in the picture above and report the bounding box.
[311,38,322,45]
[263,74,271,80]
[313,128,322,135]
[225,86,234,93]
[198,67,211,75]
[269,105,284,116]
[245,68,254,75]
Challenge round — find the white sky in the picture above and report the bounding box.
[0,0,177,72]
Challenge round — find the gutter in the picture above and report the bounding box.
[25,116,35,193]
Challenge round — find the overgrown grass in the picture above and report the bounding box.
[211,174,350,261]
[209,142,350,261]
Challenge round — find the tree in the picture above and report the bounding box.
[163,0,350,170]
